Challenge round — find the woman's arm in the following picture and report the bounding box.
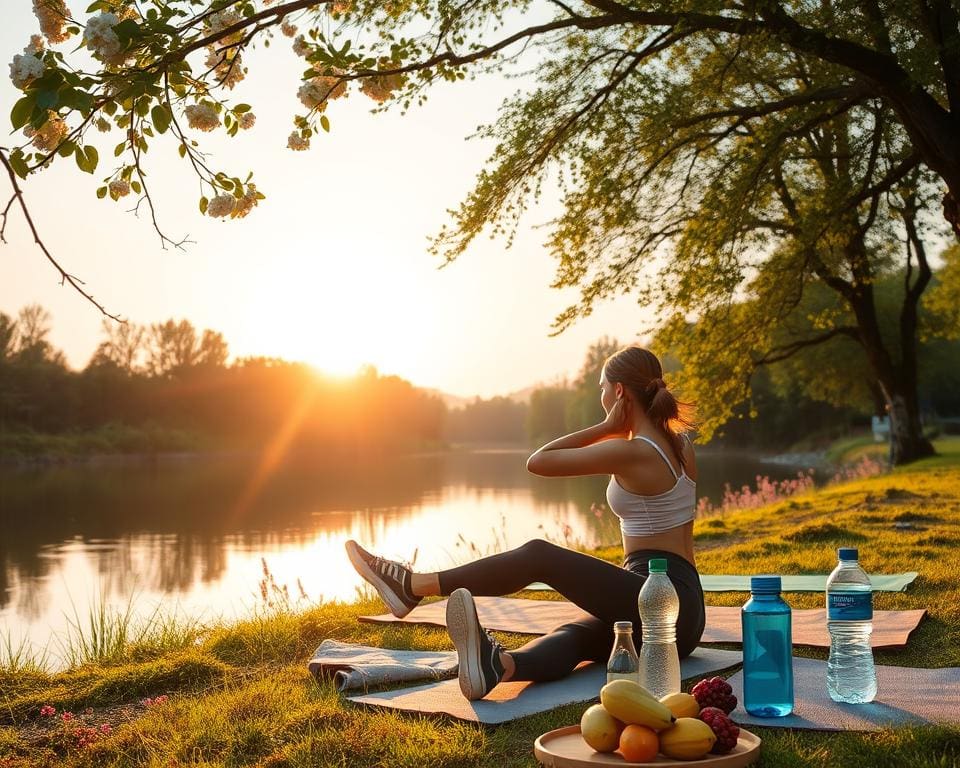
[526,399,632,477]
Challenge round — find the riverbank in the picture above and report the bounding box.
[1,438,959,767]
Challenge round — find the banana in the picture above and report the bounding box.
[599,679,676,731]
[658,717,717,760]
[659,692,700,719]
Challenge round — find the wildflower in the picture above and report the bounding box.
[109,179,130,198]
[61,711,74,721]
[39,705,56,717]
[207,194,235,218]
[141,697,153,707]
[287,131,309,151]
[281,20,297,37]
[83,12,122,60]
[9,52,45,89]
[184,102,220,132]
[33,0,72,44]
[100,723,112,735]
[24,111,68,152]
[238,112,256,130]
[153,695,168,705]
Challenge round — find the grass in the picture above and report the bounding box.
[2,438,960,766]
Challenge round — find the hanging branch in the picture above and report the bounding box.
[0,147,123,322]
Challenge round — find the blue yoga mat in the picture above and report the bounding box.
[524,572,918,593]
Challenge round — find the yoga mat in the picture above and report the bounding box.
[359,597,926,649]
[524,572,918,592]
[347,647,743,724]
[727,656,960,731]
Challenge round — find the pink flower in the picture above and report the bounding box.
[61,711,74,722]
[100,723,112,735]
[40,705,56,717]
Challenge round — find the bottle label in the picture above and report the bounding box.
[827,592,873,620]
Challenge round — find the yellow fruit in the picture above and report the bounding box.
[659,692,700,719]
[658,717,718,760]
[599,679,675,731]
[580,704,623,753]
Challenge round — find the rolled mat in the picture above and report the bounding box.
[346,647,743,724]
[525,572,919,593]
[359,597,926,649]
[727,656,960,731]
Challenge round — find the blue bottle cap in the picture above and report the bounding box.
[648,558,668,573]
[838,547,859,561]
[750,575,782,594]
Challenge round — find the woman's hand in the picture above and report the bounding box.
[603,396,631,438]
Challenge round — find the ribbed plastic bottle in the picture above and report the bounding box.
[741,575,794,716]
[637,558,681,698]
[826,547,877,703]
[607,620,640,684]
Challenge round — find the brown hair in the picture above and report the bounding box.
[602,345,696,468]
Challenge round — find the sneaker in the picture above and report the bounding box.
[446,588,505,700]
[345,540,421,618]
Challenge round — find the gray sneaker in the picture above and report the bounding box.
[446,588,505,700]
[345,540,421,618]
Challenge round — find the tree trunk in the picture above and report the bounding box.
[884,383,935,466]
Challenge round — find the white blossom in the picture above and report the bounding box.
[206,9,241,34]
[291,35,310,58]
[281,20,297,37]
[184,102,220,132]
[204,48,245,89]
[287,132,310,151]
[33,0,72,45]
[9,53,45,90]
[207,194,235,218]
[360,76,397,103]
[83,12,122,61]
[24,112,68,152]
[238,112,256,130]
[109,179,130,197]
[233,186,258,218]
[25,35,45,55]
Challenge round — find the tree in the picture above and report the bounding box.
[3,1,957,460]
[89,318,146,371]
[144,318,228,376]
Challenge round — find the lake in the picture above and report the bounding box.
[0,447,818,663]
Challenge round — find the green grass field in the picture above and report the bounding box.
[2,439,960,767]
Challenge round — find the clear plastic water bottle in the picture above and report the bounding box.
[638,558,680,698]
[607,621,640,684]
[826,547,877,703]
[741,575,794,716]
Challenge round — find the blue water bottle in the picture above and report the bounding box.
[741,575,794,716]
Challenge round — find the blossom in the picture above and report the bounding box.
[281,20,297,37]
[238,112,256,130]
[291,35,310,58]
[83,12,122,61]
[331,0,352,14]
[61,711,74,722]
[24,111,68,152]
[204,48,245,89]
[287,131,309,151]
[359,77,393,103]
[206,8,241,34]
[33,0,72,44]
[9,53,45,90]
[25,35,45,55]
[100,724,112,735]
[233,186,259,218]
[108,179,130,197]
[184,103,220,132]
[39,705,56,717]
[207,194,235,218]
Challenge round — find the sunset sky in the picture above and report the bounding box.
[0,4,655,398]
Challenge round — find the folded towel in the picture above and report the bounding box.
[307,639,458,692]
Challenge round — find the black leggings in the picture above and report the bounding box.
[438,539,706,682]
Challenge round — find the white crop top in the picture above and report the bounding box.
[605,436,696,536]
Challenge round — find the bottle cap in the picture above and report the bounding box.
[838,547,859,561]
[613,620,633,632]
[648,558,668,573]
[750,575,782,594]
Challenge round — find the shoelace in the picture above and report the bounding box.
[372,556,407,583]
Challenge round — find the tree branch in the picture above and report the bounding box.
[0,148,123,321]
[754,326,860,366]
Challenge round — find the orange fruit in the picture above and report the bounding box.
[618,723,659,763]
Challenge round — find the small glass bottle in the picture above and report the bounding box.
[607,620,640,684]
[741,574,794,716]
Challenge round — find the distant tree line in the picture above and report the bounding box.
[0,306,444,457]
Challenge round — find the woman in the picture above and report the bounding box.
[346,345,705,700]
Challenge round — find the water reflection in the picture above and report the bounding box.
[0,448,813,658]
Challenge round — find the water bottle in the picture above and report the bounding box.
[826,547,877,703]
[607,621,640,684]
[638,558,680,698]
[741,575,794,716]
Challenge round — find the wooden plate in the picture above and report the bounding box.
[534,725,761,767]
